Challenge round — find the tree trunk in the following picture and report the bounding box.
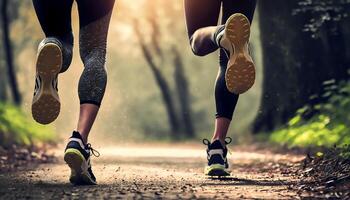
[0,65,8,101]
[341,20,350,68]
[253,0,349,133]
[172,47,195,138]
[133,20,181,138]
[132,1,196,139]
[1,0,21,105]
[0,39,8,101]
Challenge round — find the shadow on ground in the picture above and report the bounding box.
[0,145,308,199]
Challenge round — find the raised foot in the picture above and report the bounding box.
[224,13,256,94]
[32,42,62,124]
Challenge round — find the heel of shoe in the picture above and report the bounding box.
[64,149,84,184]
[64,148,85,170]
[64,148,96,185]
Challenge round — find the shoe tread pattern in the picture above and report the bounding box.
[225,13,256,94]
[32,43,62,124]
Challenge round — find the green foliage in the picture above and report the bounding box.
[339,145,350,159]
[295,0,350,38]
[270,80,350,148]
[0,102,55,147]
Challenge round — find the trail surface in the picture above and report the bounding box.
[0,144,306,199]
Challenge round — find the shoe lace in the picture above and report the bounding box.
[225,137,233,155]
[202,138,211,146]
[86,143,100,157]
[224,137,232,145]
[203,137,233,155]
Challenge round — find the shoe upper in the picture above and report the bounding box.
[220,34,234,59]
[65,131,90,159]
[39,37,72,73]
[33,76,42,97]
[213,26,231,59]
[38,37,63,53]
[214,25,225,48]
[204,138,232,169]
[65,131,98,182]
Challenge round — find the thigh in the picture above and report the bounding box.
[76,0,115,61]
[32,0,74,37]
[76,0,115,28]
[184,0,222,37]
[221,0,257,24]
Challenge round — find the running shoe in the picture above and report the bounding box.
[219,13,256,94]
[64,131,99,185]
[203,137,232,177]
[32,38,62,124]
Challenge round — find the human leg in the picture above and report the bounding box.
[31,0,74,124]
[212,0,257,144]
[75,0,115,143]
[184,0,222,56]
[63,0,115,185]
[205,0,257,176]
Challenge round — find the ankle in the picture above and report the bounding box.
[211,137,226,147]
[75,130,88,145]
[81,135,88,145]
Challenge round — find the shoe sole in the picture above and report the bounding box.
[64,148,96,185]
[224,13,256,94]
[31,43,62,124]
[205,164,230,177]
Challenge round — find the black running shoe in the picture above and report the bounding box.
[64,131,100,185]
[32,37,62,124]
[203,137,232,177]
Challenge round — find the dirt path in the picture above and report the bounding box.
[0,144,306,199]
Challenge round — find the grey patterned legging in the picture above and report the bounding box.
[32,0,115,106]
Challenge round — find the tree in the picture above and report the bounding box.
[173,47,195,137]
[0,35,8,101]
[294,0,350,75]
[132,0,195,138]
[134,19,181,138]
[1,0,21,104]
[253,0,350,133]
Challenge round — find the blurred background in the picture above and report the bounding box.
[0,0,349,148]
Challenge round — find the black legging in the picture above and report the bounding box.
[184,0,256,120]
[32,0,115,106]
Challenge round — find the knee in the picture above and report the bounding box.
[82,55,107,82]
[190,36,207,57]
[191,48,207,57]
[79,41,108,85]
[80,38,107,63]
